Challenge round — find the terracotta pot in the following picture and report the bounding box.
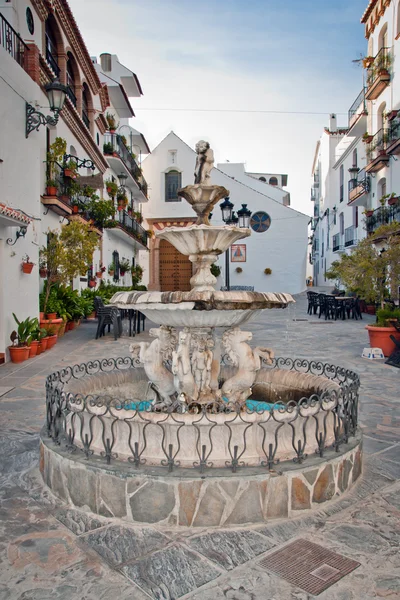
[29,340,39,358]
[39,268,47,278]
[40,312,44,320]
[109,129,116,134]
[363,136,373,144]
[66,321,74,331]
[36,342,43,355]
[41,337,49,351]
[22,262,34,274]
[366,210,374,217]
[46,186,57,196]
[108,270,114,277]
[388,197,398,206]
[46,313,57,320]
[72,205,79,214]
[366,325,400,357]
[88,280,96,288]
[366,305,376,315]
[96,271,103,278]
[58,322,66,337]
[9,346,29,363]
[64,168,76,179]
[46,334,58,350]
[43,322,61,336]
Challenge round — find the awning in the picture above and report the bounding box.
[0,203,32,226]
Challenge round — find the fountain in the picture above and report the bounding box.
[40,141,362,527]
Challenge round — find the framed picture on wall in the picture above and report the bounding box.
[231,244,246,262]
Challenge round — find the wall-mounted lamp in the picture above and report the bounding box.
[118,172,128,188]
[26,78,68,138]
[6,225,28,246]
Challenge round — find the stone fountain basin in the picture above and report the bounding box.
[156,225,250,256]
[133,304,263,327]
[64,367,342,468]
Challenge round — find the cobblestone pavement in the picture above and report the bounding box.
[0,289,399,600]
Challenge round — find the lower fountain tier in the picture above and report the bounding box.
[110,290,294,328]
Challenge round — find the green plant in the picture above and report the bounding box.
[116,189,128,202]
[210,264,221,277]
[264,268,272,275]
[105,179,118,198]
[87,198,115,228]
[46,178,58,189]
[47,137,67,182]
[376,308,400,327]
[120,134,127,146]
[11,314,38,347]
[106,112,119,130]
[119,258,130,274]
[103,142,114,155]
[108,262,115,273]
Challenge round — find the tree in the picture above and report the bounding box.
[325,223,400,307]
[40,221,99,313]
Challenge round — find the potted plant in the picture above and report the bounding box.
[46,178,58,196]
[362,132,373,144]
[106,112,119,132]
[105,179,118,198]
[88,276,97,288]
[9,314,36,363]
[21,255,35,274]
[116,190,128,211]
[366,308,400,356]
[63,159,78,179]
[108,262,115,276]
[103,142,114,155]
[362,56,374,69]
[264,268,272,275]
[46,137,66,195]
[119,258,130,276]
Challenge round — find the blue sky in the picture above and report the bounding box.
[69,0,369,215]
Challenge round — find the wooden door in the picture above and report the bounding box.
[159,239,192,291]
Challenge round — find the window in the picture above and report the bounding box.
[339,212,344,235]
[377,102,386,131]
[165,170,182,202]
[269,176,278,186]
[26,7,34,35]
[168,150,177,164]
[45,16,60,76]
[66,52,78,107]
[82,84,90,129]
[378,23,388,52]
[378,177,387,200]
[339,165,344,202]
[250,211,271,233]
[112,250,120,282]
[259,176,266,182]
[352,148,357,168]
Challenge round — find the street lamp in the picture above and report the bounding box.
[118,172,128,188]
[26,78,68,138]
[220,198,252,291]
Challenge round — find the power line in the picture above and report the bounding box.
[133,107,348,116]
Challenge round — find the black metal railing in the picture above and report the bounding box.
[82,110,90,129]
[116,209,148,246]
[348,167,370,203]
[366,128,389,163]
[389,118,400,145]
[45,34,60,76]
[333,233,343,252]
[0,12,28,69]
[366,204,400,234]
[366,47,391,88]
[344,226,357,247]
[44,357,360,473]
[66,85,77,107]
[348,88,366,129]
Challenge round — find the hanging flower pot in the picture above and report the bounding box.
[46,186,58,196]
[39,268,47,278]
[21,261,34,274]
[64,168,77,179]
[108,270,114,277]
[88,279,96,288]
[96,271,103,278]
[388,196,399,206]
[72,204,79,214]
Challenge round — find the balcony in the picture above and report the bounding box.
[332,233,344,253]
[310,218,318,231]
[365,48,391,101]
[311,188,316,201]
[105,209,148,248]
[0,12,28,70]
[45,38,60,77]
[366,204,400,235]
[348,88,367,135]
[386,117,400,156]
[103,133,149,201]
[365,128,390,173]
[348,168,370,206]
[344,226,357,247]
[41,163,72,217]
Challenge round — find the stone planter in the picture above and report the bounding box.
[366,324,400,356]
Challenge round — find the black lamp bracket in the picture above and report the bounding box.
[6,225,28,246]
[63,153,95,171]
[26,103,59,138]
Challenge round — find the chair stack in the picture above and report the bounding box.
[94,297,123,340]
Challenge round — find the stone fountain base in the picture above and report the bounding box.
[40,432,362,527]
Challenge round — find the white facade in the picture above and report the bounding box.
[0,0,149,359]
[142,132,309,295]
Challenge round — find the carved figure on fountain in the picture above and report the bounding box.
[172,328,199,401]
[221,328,275,403]
[130,326,177,407]
[194,140,214,184]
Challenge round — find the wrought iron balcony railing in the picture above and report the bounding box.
[0,12,28,69]
[66,85,77,107]
[82,110,90,129]
[366,204,400,234]
[344,226,357,247]
[348,167,370,203]
[366,128,389,163]
[116,209,148,246]
[104,133,148,198]
[45,35,60,77]
[348,88,366,129]
[332,233,343,252]
[366,47,391,87]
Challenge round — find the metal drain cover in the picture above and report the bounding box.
[259,538,360,595]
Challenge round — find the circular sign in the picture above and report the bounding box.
[250,211,271,233]
[26,7,34,35]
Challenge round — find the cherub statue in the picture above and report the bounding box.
[192,337,213,392]
[130,326,177,408]
[172,329,198,401]
[194,140,214,184]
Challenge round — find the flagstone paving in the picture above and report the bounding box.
[0,289,399,599]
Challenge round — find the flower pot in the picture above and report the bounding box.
[58,322,66,337]
[40,312,44,320]
[9,346,29,363]
[67,321,75,331]
[388,197,398,206]
[96,271,103,278]
[87,311,96,320]
[72,205,79,214]
[366,210,374,217]
[64,168,76,179]
[109,129,116,134]
[88,280,96,288]
[46,334,58,350]
[29,340,39,358]
[41,337,49,351]
[366,304,376,315]
[366,324,400,357]
[36,342,43,355]
[39,268,47,278]
[46,186,57,196]
[120,270,126,276]
[46,313,57,320]
[108,270,114,277]
[363,136,373,144]
[22,262,34,274]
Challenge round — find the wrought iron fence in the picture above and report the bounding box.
[344,226,357,247]
[366,47,391,88]
[366,204,400,234]
[0,11,28,69]
[117,209,148,246]
[348,167,369,204]
[348,88,366,129]
[366,128,390,162]
[44,357,360,474]
[103,133,148,198]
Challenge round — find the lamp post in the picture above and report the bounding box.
[219,199,252,291]
[26,78,68,138]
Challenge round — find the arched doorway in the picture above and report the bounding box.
[159,239,192,291]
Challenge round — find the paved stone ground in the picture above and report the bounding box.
[0,289,399,600]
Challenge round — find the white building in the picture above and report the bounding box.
[0,0,149,361]
[141,132,309,295]
[311,0,400,285]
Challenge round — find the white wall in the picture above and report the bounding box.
[142,132,309,294]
